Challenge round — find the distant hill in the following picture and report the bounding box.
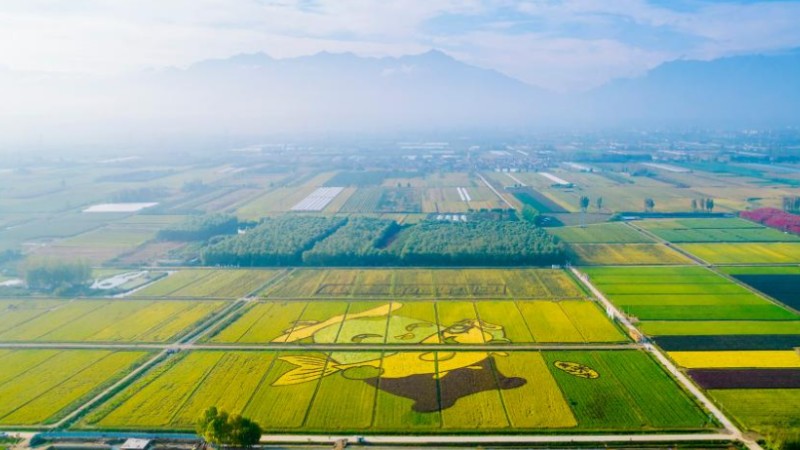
[0,49,798,144]
[583,50,800,126]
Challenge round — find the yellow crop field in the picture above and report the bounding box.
[670,351,800,369]
[493,351,577,428]
[0,350,150,426]
[0,299,225,343]
[264,268,586,299]
[569,243,693,265]
[678,242,800,264]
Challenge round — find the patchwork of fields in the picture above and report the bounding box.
[135,269,282,298]
[264,268,585,299]
[78,350,710,432]
[0,350,151,426]
[207,299,627,345]
[0,299,226,343]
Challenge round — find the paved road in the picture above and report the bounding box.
[259,432,737,445]
[570,267,761,450]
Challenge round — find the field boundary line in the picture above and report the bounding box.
[569,267,760,450]
[624,222,708,266]
[0,342,644,351]
[51,349,171,429]
[477,172,515,209]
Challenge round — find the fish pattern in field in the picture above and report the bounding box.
[271,303,526,410]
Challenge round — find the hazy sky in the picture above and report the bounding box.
[2,0,800,90]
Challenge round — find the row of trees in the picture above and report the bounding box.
[198,215,566,267]
[158,214,239,241]
[691,198,715,212]
[783,196,800,213]
[398,221,565,266]
[201,216,345,266]
[21,258,91,294]
[302,217,399,265]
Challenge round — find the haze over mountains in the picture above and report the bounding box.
[1,49,798,146]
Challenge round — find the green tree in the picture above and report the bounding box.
[644,198,655,212]
[691,199,697,211]
[197,407,262,448]
[21,257,91,294]
[521,205,540,224]
[579,196,590,212]
[595,197,603,211]
[705,198,714,212]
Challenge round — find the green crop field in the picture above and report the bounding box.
[568,243,692,265]
[638,218,799,242]
[550,223,654,243]
[640,320,800,336]
[264,268,585,299]
[134,269,281,298]
[678,242,800,264]
[582,266,798,322]
[79,349,709,433]
[0,299,226,343]
[709,389,800,435]
[208,299,626,345]
[0,350,151,426]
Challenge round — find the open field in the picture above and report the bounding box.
[582,266,798,321]
[550,223,653,243]
[264,268,585,299]
[208,299,626,344]
[718,266,800,310]
[669,351,800,369]
[678,242,800,264]
[28,226,157,264]
[568,243,692,265]
[0,299,226,343]
[0,350,151,426]
[79,349,709,432]
[709,389,800,434]
[641,320,800,336]
[134,269,281,298]
[638,218,798,242]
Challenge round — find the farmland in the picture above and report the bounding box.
[582,266,798,321]
[0,350,151,426]
[637,218,799,242]
[678,242,800,264]
[709,389,800,435]
[264,268,586,299]
[134,269,281,298]
[79,349,709,432]
[567,243,692,265]
[207,299,626,344]
[550,223,653,243]
[0,299,226,343]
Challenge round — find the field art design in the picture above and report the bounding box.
[207,300,627,345]
[79,350,711,432]
[262,268,585,299]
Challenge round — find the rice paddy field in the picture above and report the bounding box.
[0,349,151,426]
[263,268,586,299]
[582,266,798,321]
[567,243,692,265]
[550,223,653,243]
[637,218,800,242]
[77,349,711,433]
[134,269,282,298]
[677,242,800,264]
[0,299,226,343]
[206,299,627,345]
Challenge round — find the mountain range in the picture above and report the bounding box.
[1,48,798,144]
